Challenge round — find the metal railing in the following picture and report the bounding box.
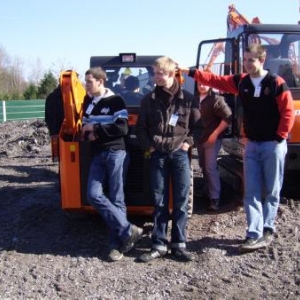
[0,100,45,122]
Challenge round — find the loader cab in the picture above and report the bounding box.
[90,54,158,108]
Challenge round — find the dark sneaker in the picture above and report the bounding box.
[239,237,266,252]
[108,248,123,262]
[121,225,143,253]
[263,228,274,246]
[171,248,195,262]
[208,199,220,211]
[138,249,167,263]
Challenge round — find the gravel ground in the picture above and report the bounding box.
[0,120,300,300]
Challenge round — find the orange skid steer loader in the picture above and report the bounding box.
[45,54,194,216]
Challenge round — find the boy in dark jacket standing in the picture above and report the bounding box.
[136,57,200,262]
[82,67,143,262]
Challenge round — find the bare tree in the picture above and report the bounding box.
[9,56,26,96]
[0,46,11,95]
[27,57,44,85]
[49,58,78,79]
[0,46,26,98]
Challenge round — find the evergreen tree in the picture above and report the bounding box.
[37,71,58,99]
[23,83,38,100]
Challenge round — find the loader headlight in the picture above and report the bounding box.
[119,53,136,63]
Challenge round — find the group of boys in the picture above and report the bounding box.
[81,44,295,262]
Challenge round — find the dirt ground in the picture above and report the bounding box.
[0,120,300,300]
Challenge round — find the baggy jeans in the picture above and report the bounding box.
[150,149,190,252]
[87,149,131,248]
[243,140,287,239]
[197,139,222,200]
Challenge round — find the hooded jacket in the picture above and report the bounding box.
[82,88,128,154]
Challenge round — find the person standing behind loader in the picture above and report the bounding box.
[121,75,143,105]
[178,44,295,252]
[82,67,143,262]
[136,57,200,262]
[196,83,232,211]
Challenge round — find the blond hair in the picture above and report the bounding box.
[153,56,176,73]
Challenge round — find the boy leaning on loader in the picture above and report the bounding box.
[45,47,294,262]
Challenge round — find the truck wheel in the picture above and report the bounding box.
[187,165,194,218]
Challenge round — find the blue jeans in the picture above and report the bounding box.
[243,140,287,239]
[87,149,131,248]
[150,149,190,252]
[197,139,222,200]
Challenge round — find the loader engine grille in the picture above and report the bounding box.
[80,128,152,207]
[124,132,152,206]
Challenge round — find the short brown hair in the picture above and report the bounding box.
[85,67,107,83]
[245,44,267,60]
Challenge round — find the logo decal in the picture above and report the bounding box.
[101,107,110,114]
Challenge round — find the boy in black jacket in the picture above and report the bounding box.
[82,67,143,262]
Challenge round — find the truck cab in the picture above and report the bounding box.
[195,24,300,194]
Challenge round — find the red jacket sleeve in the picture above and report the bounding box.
[190,69,239,95]
[275,77,295,139]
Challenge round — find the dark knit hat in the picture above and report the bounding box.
[124,76,139,91]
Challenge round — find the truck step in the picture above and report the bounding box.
[218,155,243,196]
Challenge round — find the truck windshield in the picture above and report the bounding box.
[248,32,300,88]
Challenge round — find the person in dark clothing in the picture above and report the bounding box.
[136,57,200,262]
[121,75,142,106]
[179,44,295,252]
[196,83,232,211]
[45,84,64,136]
[82,67,143,262]
[124,75,140,92]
